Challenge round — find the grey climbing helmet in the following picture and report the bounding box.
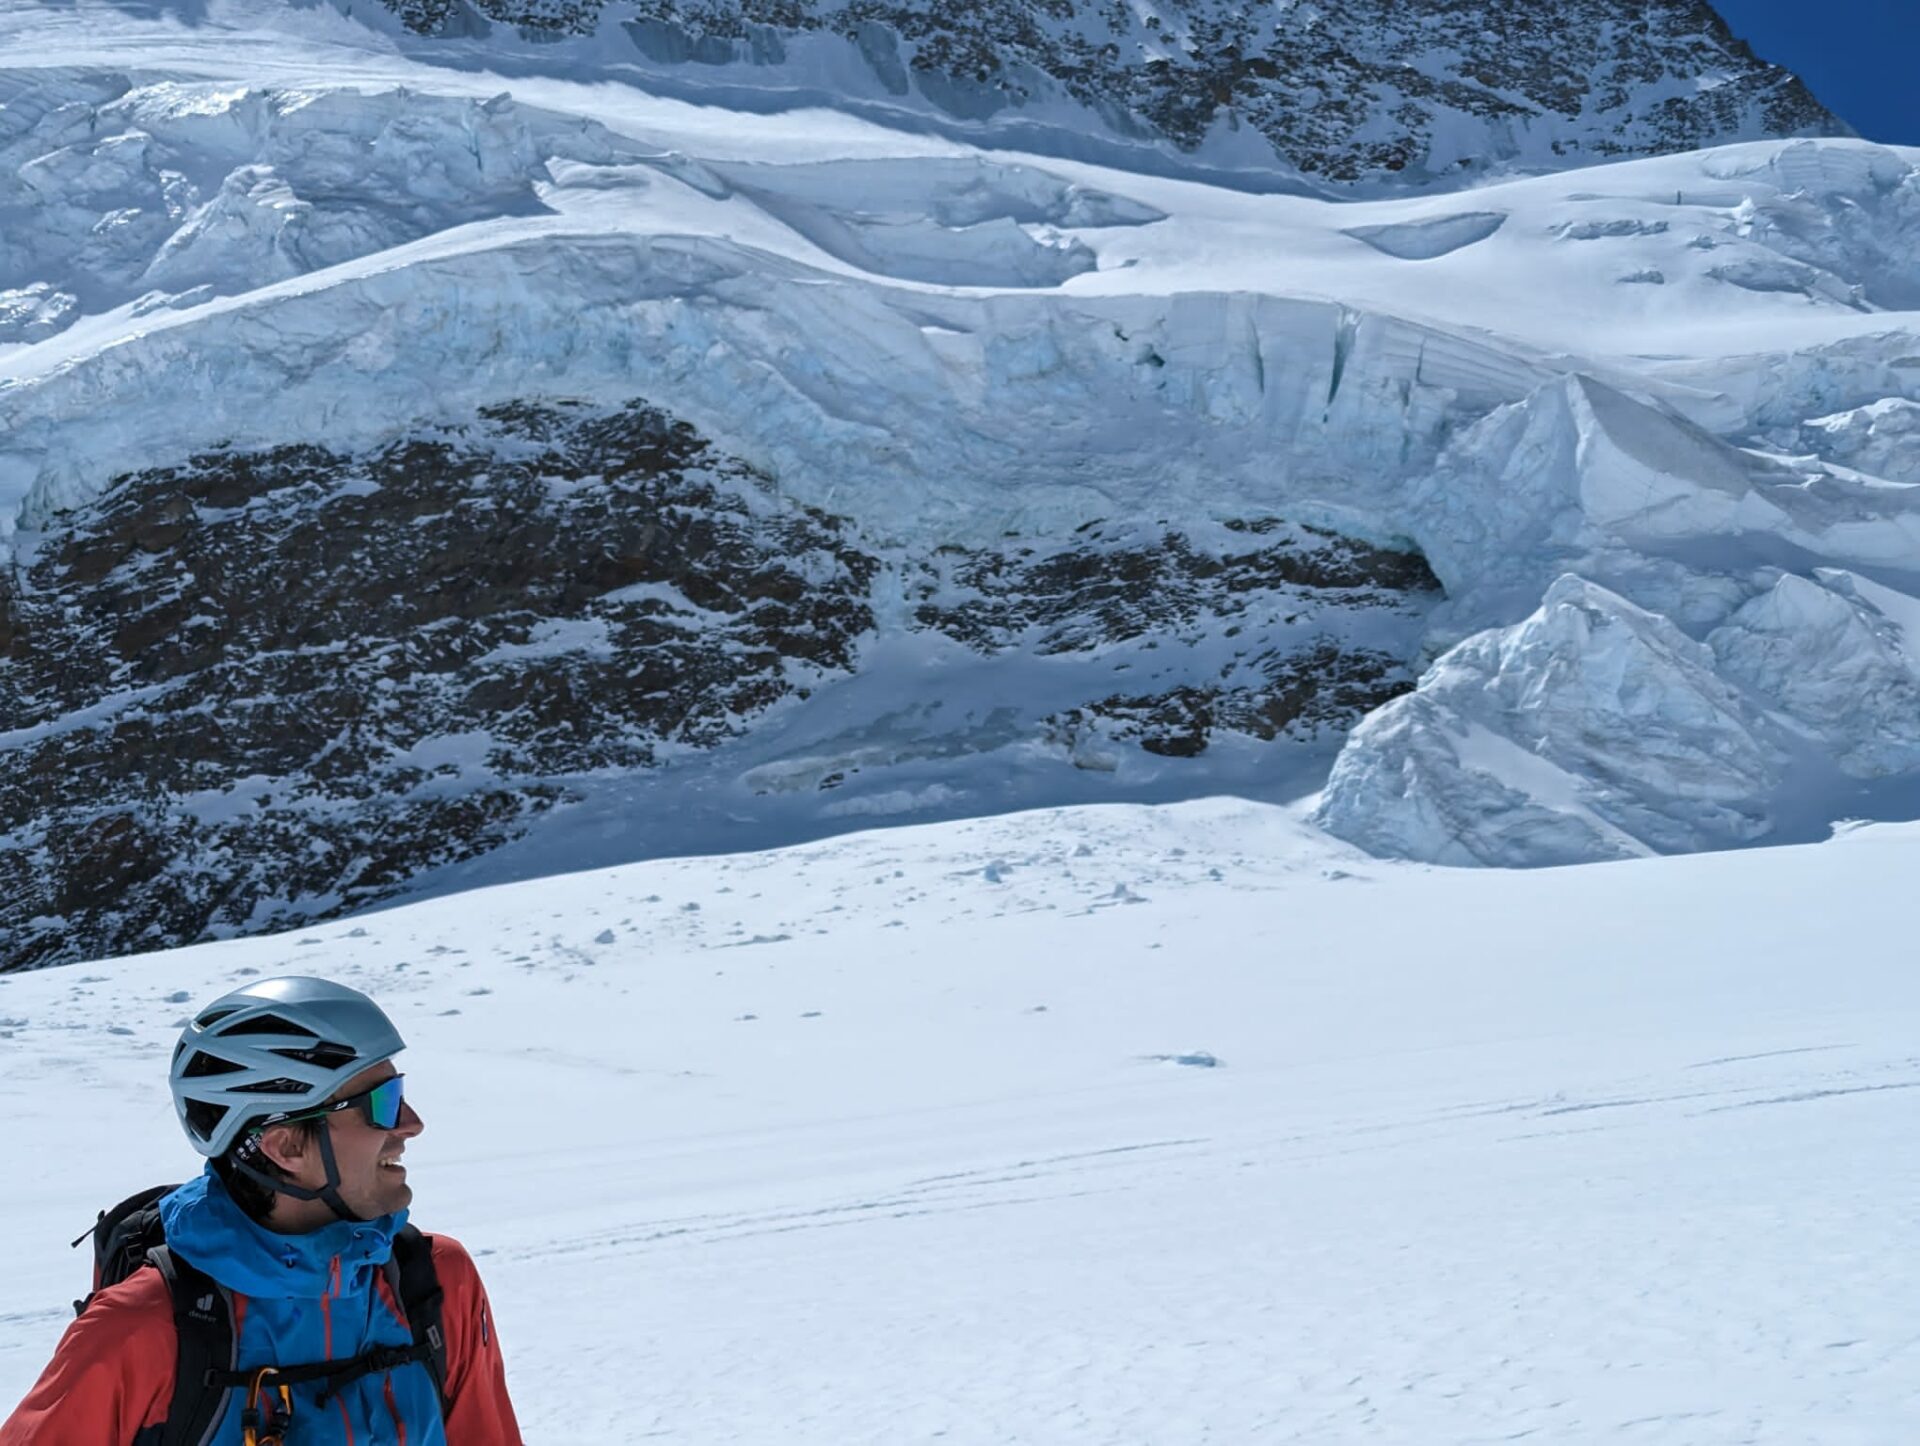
[170,976,406,1159]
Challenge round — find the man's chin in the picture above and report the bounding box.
[348,1178,413,1218]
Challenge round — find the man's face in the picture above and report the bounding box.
[271,1061,425,1220]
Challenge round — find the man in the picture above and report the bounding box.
[1,976,524,1444]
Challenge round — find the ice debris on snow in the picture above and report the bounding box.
[705,156,1161,287]
[1710,571,1920,778]
[0,77,631,319]
[0,284,79,343]
[1802,399,1920,485]
[1343,211,1506,260]
[1316,577,1788,866]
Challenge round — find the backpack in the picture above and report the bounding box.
[73,1184,450,1446]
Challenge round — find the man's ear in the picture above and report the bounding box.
[255,1122,315,1175]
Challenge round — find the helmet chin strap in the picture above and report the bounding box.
[234,1127,363,1223]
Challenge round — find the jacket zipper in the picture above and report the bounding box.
[383,1373,410,1446]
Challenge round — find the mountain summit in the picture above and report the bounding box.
[380,0,1846,185]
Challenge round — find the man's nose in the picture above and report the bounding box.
[394,1100,425,1137]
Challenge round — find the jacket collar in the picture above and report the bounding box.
[159,1167,408,1300]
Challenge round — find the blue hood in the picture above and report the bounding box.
[159,1167,409,1300]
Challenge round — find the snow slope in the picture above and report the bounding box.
[4,799,1919,1441]
[2,1,1919,890]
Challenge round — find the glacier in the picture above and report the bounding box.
[1,2,1919,894]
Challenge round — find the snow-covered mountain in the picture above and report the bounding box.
[374,0,1845,188]
[3,11,1917,1435]
[0,1,1917,967]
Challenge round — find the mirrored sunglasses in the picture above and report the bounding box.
[257,1074,407,1133]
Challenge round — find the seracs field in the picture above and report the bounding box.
[2,0,1920,1437]
[1,2,1919,962]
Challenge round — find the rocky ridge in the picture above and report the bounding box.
[374,0,1845,186]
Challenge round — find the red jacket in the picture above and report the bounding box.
[1,1233,522,1445]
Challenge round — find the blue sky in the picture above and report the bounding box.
[1711,0,1917,144]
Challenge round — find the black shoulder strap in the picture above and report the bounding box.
[133,1228,443,1446]
[74,1184,183,1315]
[387,1225,450,1419]
[148,1246,237,1446]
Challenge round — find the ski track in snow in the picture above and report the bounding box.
[5,799,1920,1442]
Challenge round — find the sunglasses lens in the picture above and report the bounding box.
[364,1076,405,1130]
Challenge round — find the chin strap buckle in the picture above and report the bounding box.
[240,1365,294,1446]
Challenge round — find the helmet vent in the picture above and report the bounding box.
[170,978,401,1158]
[271,1042,359,1070]
[184,1099,230,1141]
[221,1014,319,1039]
[181,1051,246,1079]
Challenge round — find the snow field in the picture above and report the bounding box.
[4,800,1919,1441]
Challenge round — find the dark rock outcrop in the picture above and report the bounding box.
[0,401,876,968]
[1048,641,1418,764]
[916,518,1437,653]
[0,399,1437,969]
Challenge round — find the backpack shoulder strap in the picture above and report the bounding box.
[387,1225,450,1418]
[148,1246,237,1446]
[75,1184,183,1315]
